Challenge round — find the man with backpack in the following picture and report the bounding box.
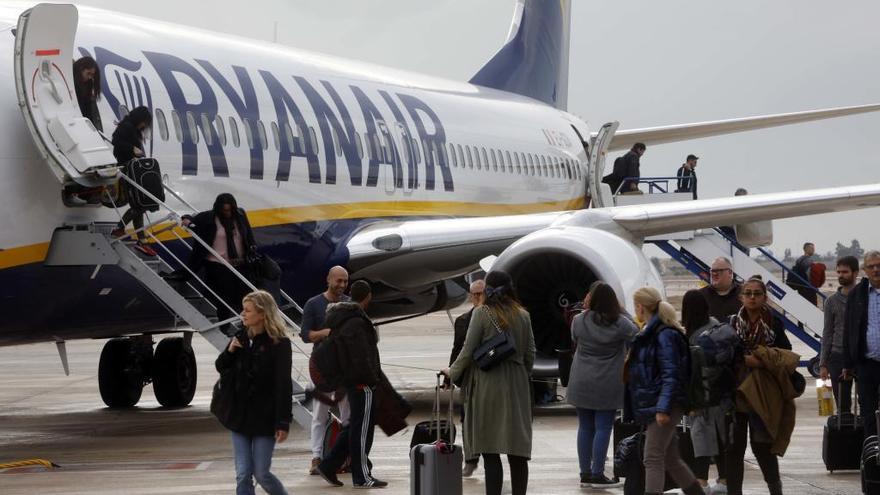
[603,143,646,195]
[301,266,351,475]
[788,242,819,305]
[316,281,388,489]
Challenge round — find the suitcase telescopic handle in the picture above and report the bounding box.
[434,372,454,444]
[837,379,859,429]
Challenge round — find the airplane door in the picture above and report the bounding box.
[588,121,619,208]
[14,3,117,187]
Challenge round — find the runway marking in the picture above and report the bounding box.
[0,461,212,474]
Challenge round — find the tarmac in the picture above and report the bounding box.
[0,306,865,494]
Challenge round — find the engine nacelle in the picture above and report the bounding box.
[491,225,664,356]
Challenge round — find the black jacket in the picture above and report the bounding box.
[699,283,742,321]
[111,121,143,164]
[185,209,257,272]
[844,278,877,369]
[606,150,641,193]
[675,165,697,199]
[450,308,474,365]
[215,332,293,436]
[325,302,382,388]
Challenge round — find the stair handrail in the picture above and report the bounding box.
[712,227,827,302]
[115,171,309,349]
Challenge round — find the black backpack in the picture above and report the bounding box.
[311,333,342,391]
[686,322,741,409]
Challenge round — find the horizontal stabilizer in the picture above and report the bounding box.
[605,103,880,151]
[610,183,880,237]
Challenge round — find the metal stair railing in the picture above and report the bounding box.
[103,170,313,426]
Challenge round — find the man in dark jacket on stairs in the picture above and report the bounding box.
[316,280,388,489]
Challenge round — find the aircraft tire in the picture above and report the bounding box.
[152,337,197,408]
[98,338,144,408]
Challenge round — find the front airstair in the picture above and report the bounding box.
[652,228,825,375]
[44,173,314,427]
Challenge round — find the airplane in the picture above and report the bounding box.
[1,0,879,411]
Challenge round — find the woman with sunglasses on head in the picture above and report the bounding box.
[725,276,792,495]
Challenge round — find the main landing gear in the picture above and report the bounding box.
[98,335,197,408]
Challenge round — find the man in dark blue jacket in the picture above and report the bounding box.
[675,154,699,199]
[843,250,880,437]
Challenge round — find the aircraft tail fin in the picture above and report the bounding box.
[469,0,571,110]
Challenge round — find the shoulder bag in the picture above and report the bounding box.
[472,307,517,371]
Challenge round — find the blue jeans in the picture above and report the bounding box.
[576,408,615,476]
[231,432,288,495]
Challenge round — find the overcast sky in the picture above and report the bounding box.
[74,0,880,258]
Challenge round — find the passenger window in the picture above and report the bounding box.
[257,121,268,151]
[332,128,342,157]
[514,152,521,174]
[473,146,481,170]
[456,144,464,168]
[309,127,319,155]
[448,143,457,168]
[200,114,214,146]
[243,118,254,149]
[185,111,199,144]
[215,115,226,147]
[355,131,364,160]
[171,111,183,143]
[155,108,169,141]
[466,146,474,169]
[481,148,489,171]
[271,122,280,151]
[229,117,240,148]
[283,123,295,151]
[412,137,421,163]
[494,150,502,172]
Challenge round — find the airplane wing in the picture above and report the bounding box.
[347,183,880,284]
[609,183,880,237]
[603,103,880,152]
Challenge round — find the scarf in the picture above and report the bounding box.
[733,306,776,351]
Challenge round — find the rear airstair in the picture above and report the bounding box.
[652,228,825,375]
[44,173,314,427]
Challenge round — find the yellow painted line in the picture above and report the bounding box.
[0,198,584,270]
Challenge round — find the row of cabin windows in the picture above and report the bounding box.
[123,105,582,182]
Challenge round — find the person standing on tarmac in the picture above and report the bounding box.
[568,281,637,488]
[626,287,704,495]
[111,106,154,256]
[820,256,859,414]
[843,251,880,438]
[316,280,388,489]
[449,279,486,477]
[301,266,351,475]
[443,270,536,495]
[699,257,742,320]
[215,290,292,495]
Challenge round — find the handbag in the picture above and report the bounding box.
[472,307,517,371]
[210,368,236,428]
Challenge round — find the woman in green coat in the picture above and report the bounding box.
[442,271,536,495]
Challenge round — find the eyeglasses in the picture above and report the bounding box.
[742,290,765,298]
[710,268,731,275]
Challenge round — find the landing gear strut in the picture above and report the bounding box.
[152,336,197,408]
[98,337,152,408]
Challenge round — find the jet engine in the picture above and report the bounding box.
[491,225,664,357]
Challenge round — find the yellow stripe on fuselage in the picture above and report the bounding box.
[0,198,584,270]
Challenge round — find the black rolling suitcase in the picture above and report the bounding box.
[410,377,457,449]
[613,416,641,458]
[619,419,696,494]
[410,374,462,495]
[125,158,165,211]
[863,410,880,494]
[823,383,863,472]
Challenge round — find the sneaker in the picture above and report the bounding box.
[353,478,388,489]
[590,474,622,488]
[134,243,158,257]
[463,461,478,477]
[309,457,320,476]
[579,474,593,487]
[315,464,343,487]
[708,482,728,494]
